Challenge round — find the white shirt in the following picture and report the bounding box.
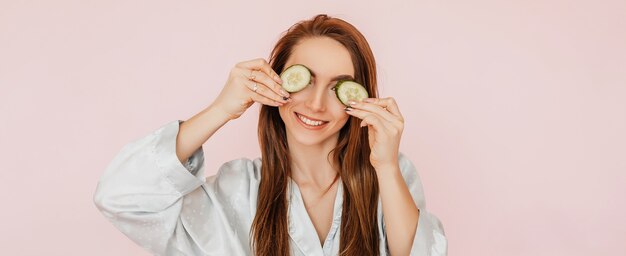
[94,120,448,255]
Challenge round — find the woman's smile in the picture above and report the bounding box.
[295,112,330,130]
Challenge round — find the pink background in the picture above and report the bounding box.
[1,0,624,255]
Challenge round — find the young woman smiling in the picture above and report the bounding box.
[94,14,447,256]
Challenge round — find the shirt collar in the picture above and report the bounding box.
[287,177,344,254]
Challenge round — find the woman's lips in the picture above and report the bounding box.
[295,112,329,130]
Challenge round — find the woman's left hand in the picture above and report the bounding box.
[345,97,404,171]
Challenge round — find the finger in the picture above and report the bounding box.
[362,97,402,118]
[236,58,282,84]
[348,100,400,125]
[360,113,387,131]
[247,69,290,99]
[243,78,287,104]
[250,92,283,107]
[345,108,394,130]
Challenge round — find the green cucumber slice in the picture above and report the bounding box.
[280,64,311,92]
[334,80,369,106]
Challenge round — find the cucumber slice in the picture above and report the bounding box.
[280,64,311,92]
[334,80,369,106]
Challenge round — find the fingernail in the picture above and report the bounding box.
[283,96,289,101]
[344,107,352,111]
[348,101,356,106]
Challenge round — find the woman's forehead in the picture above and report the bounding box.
[285,37,355,78]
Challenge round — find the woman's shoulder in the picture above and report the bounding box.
[204,157,262,192]
[215,157,262,180]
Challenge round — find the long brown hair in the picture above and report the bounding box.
[252,14,380,256]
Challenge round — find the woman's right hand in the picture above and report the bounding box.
[210,58,290,120]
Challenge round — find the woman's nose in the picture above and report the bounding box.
[304,82,327,112]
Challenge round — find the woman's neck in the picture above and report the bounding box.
[287,135,339,190]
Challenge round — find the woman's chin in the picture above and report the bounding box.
[290,134,324,146]
[287,130,338,148]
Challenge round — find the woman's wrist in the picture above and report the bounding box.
[373,163,402,179]
[204,103,236,122]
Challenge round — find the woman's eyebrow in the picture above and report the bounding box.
[308,68,354,81]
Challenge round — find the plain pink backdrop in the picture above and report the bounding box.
[1,0,624,255]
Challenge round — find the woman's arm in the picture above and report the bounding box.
[94,120,263,255]
[376,164,420,256]
[177,58,287,164]
[176,105,230,164]
[379,154,448,256]
[345,97,447,255]
[93,120,208,255]
[94,58,285,254]
[345,96,417,255]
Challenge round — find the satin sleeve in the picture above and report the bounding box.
[93,120,260,255]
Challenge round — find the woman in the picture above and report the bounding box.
[94,14,447,256]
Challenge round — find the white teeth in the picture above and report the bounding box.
[297,114,325,126]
